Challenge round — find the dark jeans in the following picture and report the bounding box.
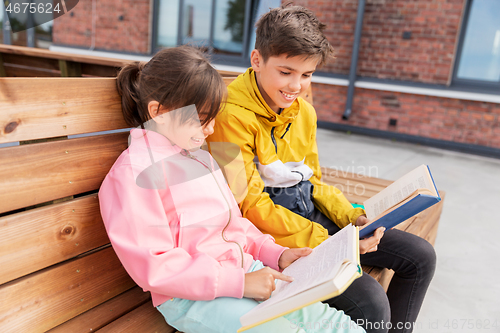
[310,209,436,333]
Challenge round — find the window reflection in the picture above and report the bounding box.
[213,0,246,55]
[181,0,211,49]
[157,0,180,48]
[155,0,247,55]
[457,0,500,82]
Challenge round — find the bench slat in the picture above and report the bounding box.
[0,44,130,68]
[3,64,61,77]
[1,52,60,72]
[80,63,120,77]
[0,195,109,285]
[0,78,127,143]
[47,287,151,333]
[97,303,175,333]
[0,247,136,333]
[0,132,128,214]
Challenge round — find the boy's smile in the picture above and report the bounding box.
[251,50,318,114]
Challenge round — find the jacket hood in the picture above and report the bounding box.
[226,68,301,128]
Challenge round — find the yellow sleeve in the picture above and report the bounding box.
[207,109,328,248]
[304,108,366,228]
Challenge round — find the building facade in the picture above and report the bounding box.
[2,0,499,154]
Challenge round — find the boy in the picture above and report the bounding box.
[207,5,435,333]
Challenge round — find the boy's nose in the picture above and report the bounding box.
[289,78,301,92]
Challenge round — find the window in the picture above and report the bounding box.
[153,0,280,64]
[453,0,500,88]
[0,1,53,49]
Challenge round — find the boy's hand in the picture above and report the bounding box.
[359,227,385,254]
[244,267,293,301]
[355,215,370,226]
[278,248,313,270]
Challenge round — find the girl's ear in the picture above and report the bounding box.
[148,101,167,124]
[250,49,262,73]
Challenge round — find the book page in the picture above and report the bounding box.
[250,225,356,310]
[363,165,437,220]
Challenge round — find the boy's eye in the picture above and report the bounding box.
[280,71,290,75]
[302,74,311,78]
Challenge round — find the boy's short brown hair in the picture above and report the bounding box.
[255,4,334,67]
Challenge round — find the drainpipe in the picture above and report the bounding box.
[3,4,11,45]
[342,0,366,120]
[27,3,35,48]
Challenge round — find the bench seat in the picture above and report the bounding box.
[0,72,443,332]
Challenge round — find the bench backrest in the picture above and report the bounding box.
[0,74,312,331]
[0,78,133,332]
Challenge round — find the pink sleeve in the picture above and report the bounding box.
[98,166,245,301]
[239,216,288,271]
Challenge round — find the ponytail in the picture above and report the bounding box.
[116,46,226,128]
[116,62,147,127]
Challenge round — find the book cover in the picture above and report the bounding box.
[359,165,441,238]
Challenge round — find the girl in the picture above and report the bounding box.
[98,46,365,333]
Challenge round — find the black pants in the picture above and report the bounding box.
[310,209,436,333]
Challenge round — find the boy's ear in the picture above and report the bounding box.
[250,49,263,72]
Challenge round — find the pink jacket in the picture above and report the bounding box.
[99,129,286,307]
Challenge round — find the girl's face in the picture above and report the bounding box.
[155,108,215,151]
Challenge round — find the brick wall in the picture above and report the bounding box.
[53,0,150,54]
[292,0,465,85]
[313,82,500,149]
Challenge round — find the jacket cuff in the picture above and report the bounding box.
[349,207,366,225]
[215,266,245,299]
[258,239,288,271]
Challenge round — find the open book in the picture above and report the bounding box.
[359,164,441,238]
[238,224,361,332]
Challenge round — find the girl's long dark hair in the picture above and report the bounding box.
[116,46,226,127]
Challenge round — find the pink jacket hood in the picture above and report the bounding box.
[99,129,286,307]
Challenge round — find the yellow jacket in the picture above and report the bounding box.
[207,68,365,248]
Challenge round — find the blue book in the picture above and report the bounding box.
[359,165,441,239]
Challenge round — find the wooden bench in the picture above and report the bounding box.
[0,44,245,79]
[0,74,443,331]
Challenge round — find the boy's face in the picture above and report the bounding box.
[251,50,318,113]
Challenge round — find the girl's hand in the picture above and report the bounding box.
[244,267,293,301]
[278,248,313,270]
[359,227,385,254]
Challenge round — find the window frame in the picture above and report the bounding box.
[152,0,255,66]
[451,0,500,91]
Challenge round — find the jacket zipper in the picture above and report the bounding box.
[271,127,277,154]
[297,185,308,213]
[271,123,292,154]
[181,149,245,269]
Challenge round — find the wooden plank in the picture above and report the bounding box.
[81,63,121,77]
[0,78,128,143]
[48,287,151,333]
[0,44,131,68]
[1,52,60,72]
[0,195,110,285]
[59,60,82,77]
[322,169,392,188]
[0,132,128,214]
[218,69,243,77]
[97,303,176,333]
[323,176,388,193]
[0,54,6,77]
[0,247,136,333]
[3,64,61,77]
